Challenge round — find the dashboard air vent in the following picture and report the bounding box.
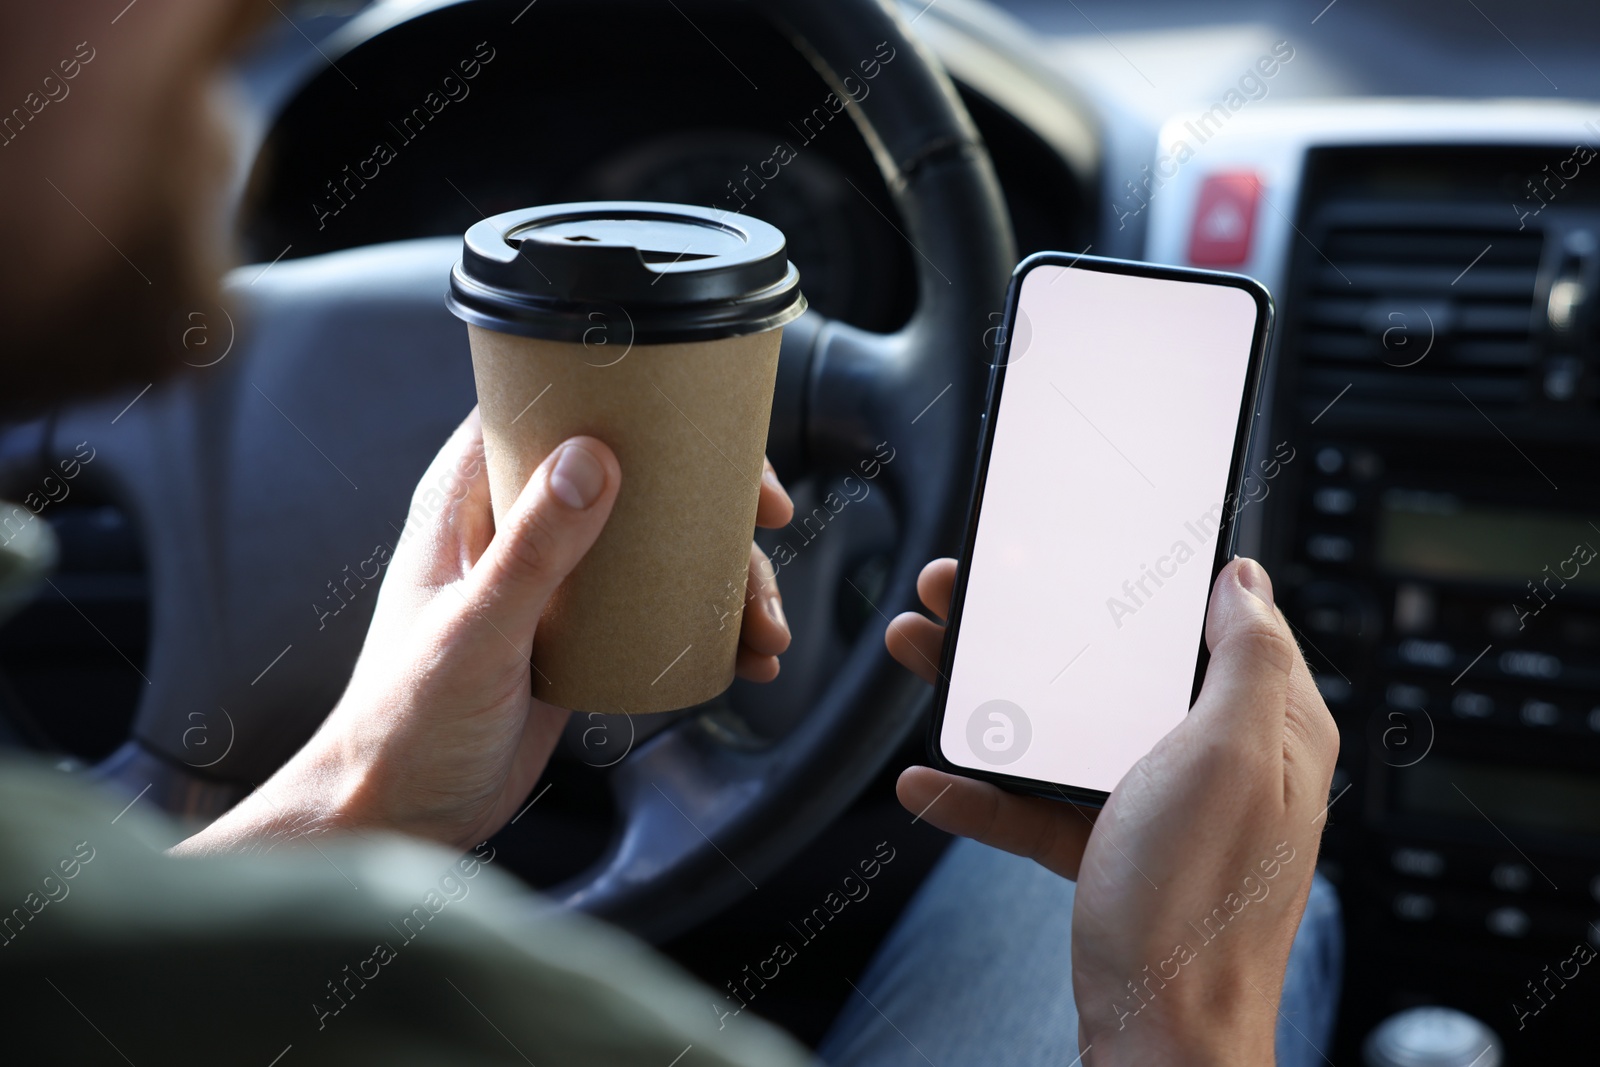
[1296,208,1543,413]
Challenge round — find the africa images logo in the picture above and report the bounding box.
[966,699,1031,766]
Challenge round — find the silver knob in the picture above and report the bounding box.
[1363,1007,1502,1067]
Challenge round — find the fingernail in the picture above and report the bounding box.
[762,462,793,508]
[767,593,788,635]
[1237,558,1274,609]
[549,443,605,510]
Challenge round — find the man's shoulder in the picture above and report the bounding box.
[0,756,814,1067]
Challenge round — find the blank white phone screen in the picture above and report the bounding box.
[940,264,1261,794]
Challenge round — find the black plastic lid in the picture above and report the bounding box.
[447,201,807,345]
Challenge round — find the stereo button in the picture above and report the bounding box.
[1386,682,1429,709]
[1392,848,1445,878]
[1393,584,1435,634]
[1487,906,1531,938]
[1399,639,1454,669]
[1500,649,1562,680]
[1393,892,1436,921]
[1520,699,1560,728]
[1307,534,1354,563]
[1491,863,1532,892]
[1313,486,1356,514]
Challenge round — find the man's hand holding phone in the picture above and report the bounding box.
[888,556,1339,1066]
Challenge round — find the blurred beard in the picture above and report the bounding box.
[0,229,222,421]
[0,71,235,422]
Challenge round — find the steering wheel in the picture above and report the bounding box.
[81,0,1013,942]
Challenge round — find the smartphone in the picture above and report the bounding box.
[929,252,1273,806]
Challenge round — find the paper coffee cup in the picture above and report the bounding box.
[447,202,806,714]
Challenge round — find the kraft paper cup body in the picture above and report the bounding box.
[468,323,780,714]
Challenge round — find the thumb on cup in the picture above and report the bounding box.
[464,436,622,642]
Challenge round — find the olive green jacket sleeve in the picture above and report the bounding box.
[0,758,815,1066]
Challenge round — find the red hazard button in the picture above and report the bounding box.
[1188,172,1262,267]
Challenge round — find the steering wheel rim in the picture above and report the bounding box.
[555,0,1014,939]
[80,0,1014,942]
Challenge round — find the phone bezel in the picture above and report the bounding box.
[926,251,1275,808]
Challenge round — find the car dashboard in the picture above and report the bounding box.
[1035,3,1600,1059]
[1153,110,1600,1063]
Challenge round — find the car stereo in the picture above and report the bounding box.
[1262,144,1600,1059]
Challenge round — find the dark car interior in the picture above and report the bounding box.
[3,0,1599,1061]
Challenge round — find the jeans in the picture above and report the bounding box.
[819,838,1343,1066]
